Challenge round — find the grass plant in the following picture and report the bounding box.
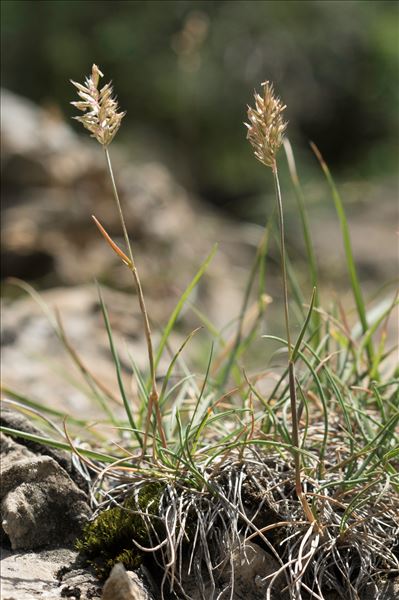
[1,66,398,600]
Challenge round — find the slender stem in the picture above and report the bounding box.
[272,162,317,527]
[104,147,134,268]
[103,146,166,450]
[272,164,292,355]
[273,163,298,454]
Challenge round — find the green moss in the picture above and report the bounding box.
[76,482,164,578]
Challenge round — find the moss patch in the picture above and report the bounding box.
[76,482,164,578]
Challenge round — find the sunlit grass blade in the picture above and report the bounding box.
[284,139,321,344]
[186,344,214,444]
[383,446,399,463]
[263,334,329,476]
[338,480,378,533]
[310,142,374,367]
[358,294,398,379]
[2,398,73,440]
[1,386,88,427]
[158,327,201,407]
[155,244,217,370]
[96,283,142,447]
[186,301,224,340]
[126,351,151,418]
[292,287,316,362]
[284,244,306,320]
[5,278,122,419]
[217,223,270,390]
[214,296,271,392]
[243,370,289,442]
[163,376,193,439]
[0,425,126,464]
[350,413,399,480]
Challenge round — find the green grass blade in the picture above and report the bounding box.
[0,425,125,464]
[158,327,201,406]
[310,142,374,366]
[284,139,321,343]
[1,387,88,427]
[292,287,316,363]
[5,279,117,419]
[187,343,214,439]
[97,284,142,446]
[217,223,270,390]
[126,351,151,419]
[186,301,223,340]
[263,334,329,475]
[284,246,306,320]
[350,413,399,480]
[155,244,217,370]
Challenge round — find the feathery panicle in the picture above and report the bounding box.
[71,64,125,146]
[245,81,287,169]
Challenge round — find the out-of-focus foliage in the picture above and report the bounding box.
[1,0,398,213]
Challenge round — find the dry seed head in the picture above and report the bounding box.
[71,64,125,146]
[245,81,287,169]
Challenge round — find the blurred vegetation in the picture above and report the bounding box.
[1,0,398,217]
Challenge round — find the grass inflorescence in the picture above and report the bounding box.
[1,66,398,599]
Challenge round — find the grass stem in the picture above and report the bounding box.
[103,146,166,451]
[272,163,317,527]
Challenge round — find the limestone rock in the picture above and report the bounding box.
[102,563,154,600]
[0,431,33,463]
[1,436,91,550]
[0,410,89,490]
[0,547,82,600]
[218,540,285,599]
[58,566,103,599]
[179,538,285,600]
[1,286,142,420]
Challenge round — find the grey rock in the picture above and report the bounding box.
[218,540,285,599]
[179,538,285,600]
[324,577,399,600]
[0,546,83,600]
[102,563,154,600]
[0,409,89,491]
[1,286,147,420]
[1,443,91,549]
[59,567,103,599]
[0,431,33,462]
[374,578,399,600]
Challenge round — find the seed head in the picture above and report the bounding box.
[71,64,125,146]
[245,81,287,169]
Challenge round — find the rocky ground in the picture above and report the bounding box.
[0,409,155,600]
[0,411,287,600]
[1,412,398,600]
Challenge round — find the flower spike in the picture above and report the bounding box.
[245,81,287,169]
[71,64,125,146]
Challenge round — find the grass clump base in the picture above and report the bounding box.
[75,445,399,598]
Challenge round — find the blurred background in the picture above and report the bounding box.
[1,1,398,383]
